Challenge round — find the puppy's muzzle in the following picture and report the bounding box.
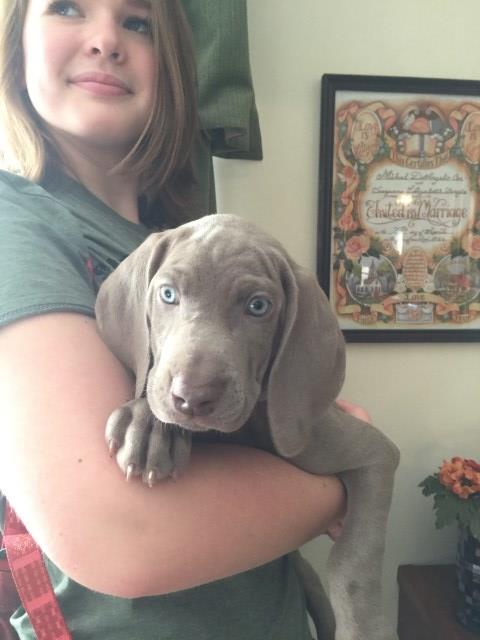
[170,373,227,417]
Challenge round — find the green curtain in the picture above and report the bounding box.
[181,0,262,212]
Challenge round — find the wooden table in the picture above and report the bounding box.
[397,564,480,639]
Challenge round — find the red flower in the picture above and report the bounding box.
[465,459,480,472]
[344,234,370,260]
[439,457,480,499]
[338,212,358,231]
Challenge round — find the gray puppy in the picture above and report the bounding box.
[95,213,400,640]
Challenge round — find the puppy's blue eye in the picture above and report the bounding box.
[160,285,178,305]
[246,296,271,317]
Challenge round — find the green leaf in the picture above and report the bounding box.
[419,475,443,496]
[457,501,474,528]
[433,493,459,529]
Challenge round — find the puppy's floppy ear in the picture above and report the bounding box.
[95,231,172,398]
[267,261,346,457]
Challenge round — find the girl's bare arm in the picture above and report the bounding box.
[0,313,346,598]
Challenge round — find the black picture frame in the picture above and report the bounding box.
[318,73,480,342]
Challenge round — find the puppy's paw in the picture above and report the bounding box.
[143,421,192,486]
[105,398,191,485]
[106,397,152,479]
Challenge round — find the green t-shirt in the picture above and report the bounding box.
[0,170,312,640]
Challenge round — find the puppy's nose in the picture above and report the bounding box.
[171,375,225,417]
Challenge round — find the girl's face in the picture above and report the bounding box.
[22,0,157,161]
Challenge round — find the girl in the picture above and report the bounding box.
[0,1,367,638]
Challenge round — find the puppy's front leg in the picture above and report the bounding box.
[106,397,191,485]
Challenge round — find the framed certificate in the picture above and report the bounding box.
[318,74,480,342]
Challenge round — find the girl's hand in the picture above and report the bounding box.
[335,398,372,424]
[326,399,373,541]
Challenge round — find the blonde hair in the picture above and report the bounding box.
[0,0,199,225]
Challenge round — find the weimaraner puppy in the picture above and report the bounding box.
[95,213,400,640]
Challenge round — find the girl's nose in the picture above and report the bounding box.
[89,45,122,61]
[85,20,125,62]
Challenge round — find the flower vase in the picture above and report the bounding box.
[456,524,480,631]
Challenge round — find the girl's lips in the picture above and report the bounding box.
[72,81,130,96]
[70,72,132,96]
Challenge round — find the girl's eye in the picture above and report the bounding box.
[47,0,80,17]
[159,286,178,305]
[124,16,152,36]
[246,296,272,317]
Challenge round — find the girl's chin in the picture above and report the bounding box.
[50,127,141,157]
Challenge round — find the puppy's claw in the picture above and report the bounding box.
[126,464,136,482]
[147,470,157,488]
[108,439,119,457]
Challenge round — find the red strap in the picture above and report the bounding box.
[3,501,72,640]
[0,531,20,640]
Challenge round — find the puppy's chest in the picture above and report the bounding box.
[192,405,276,454]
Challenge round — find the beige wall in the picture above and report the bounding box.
[214,0,480,626]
